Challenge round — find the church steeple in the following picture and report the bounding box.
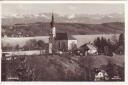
[50,13,55,28]
[50,13,56,38]
[48,13,56,54]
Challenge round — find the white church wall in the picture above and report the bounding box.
[68,40,77,50]
[49,43,53,54]
[55,40,68,51]
[52,27,56,38]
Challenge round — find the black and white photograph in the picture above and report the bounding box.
[1,3,125,81]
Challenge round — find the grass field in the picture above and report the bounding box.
[26,54,124,81]
[89,55,124,68]
[3,53,124,81]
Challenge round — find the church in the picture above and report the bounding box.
[48,13,77,54]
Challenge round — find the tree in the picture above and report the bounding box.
[6,43,13,51]
[94,36,115,56]
[115,33,124,54]
[23,39,37,50]
[107,39,113,56]
[104,46,109,55]
[94,37,101,53]
[1,53,7,81]
[37,40,45,49]
[15,44,20,51]
[111,34,118,45]
[101,37,108,53]
[37,40,46,54]
[119,33,124,46]
[119,33,124,54]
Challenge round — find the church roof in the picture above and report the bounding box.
[55,33,76,40]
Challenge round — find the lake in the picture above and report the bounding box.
[2,34,120,48]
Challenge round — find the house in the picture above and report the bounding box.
[48,13,77,54]
[80,42,98,56]
[94,70,109,81]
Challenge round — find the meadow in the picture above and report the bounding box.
[3,54,124,81]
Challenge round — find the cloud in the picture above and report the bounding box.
[2,3,124,17]
[69,6,77,11]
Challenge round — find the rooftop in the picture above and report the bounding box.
[55,32,76,40]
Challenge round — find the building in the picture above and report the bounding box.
[80,42,98,55]
[55,33,77,51]
[48,13,56,54]
[48,13,77,54]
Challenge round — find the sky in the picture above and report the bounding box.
[2,3,124,16]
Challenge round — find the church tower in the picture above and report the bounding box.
[50,13,56,38]
[49,13,56,54]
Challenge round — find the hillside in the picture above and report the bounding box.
[4,54,124,81]
[2,22,124,37]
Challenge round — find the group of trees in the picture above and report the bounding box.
[2,39,46,52]
[23,39,46,51]
[94,33,124,56]
[116,33,124,54]
[94,37,113,56]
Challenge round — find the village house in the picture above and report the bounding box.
[80,42,98,56]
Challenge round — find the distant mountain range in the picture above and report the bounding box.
[2,13,124,25]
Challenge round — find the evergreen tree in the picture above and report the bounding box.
[94,37,101,53]
[101,37,108,53]
[118,33,124,54]
[37,40,45,54]
[119,33,124,46]
[15,44,20,51]
[114,33,124,54]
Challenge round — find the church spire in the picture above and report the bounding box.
[49,13,56,54]
[49,12,56,37]
[50,13,55,28]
